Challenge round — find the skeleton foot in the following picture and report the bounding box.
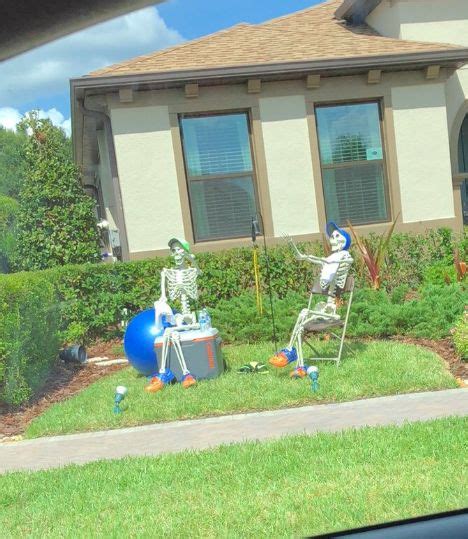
[269,347,298,368]
[181,373,196,389]
[290,366,308,379]
[145,369,175,393]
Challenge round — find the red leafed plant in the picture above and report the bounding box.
[454,248,467,282]
[347,216,399,290]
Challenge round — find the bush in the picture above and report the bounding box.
[452,312,468,359]
[0,271,60,406]
[0,195,18,273]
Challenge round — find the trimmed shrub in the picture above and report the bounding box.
[0,271,60,406]
[452,312,468,359]
[0,195,18,273]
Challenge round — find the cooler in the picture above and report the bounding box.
[154,327,223,381]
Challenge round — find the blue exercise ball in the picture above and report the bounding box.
[124,309,162,377]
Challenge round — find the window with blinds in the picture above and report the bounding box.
[179,112,259,242]
[315,101,390,226]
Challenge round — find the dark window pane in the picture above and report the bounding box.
[323,163,387,225]
[190,176,257,241]
[316,102,389,225]
[181,113,253,177]
[316,103,383,165]
[458,114,468,173]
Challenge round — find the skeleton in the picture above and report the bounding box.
[269,222,353,378]
[145,238,201,392]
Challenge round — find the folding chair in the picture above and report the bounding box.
[299,275,355,367]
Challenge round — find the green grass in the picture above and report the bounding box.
[2,417,467,537]
[25,340,457,438]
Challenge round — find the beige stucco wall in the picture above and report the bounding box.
[391,83,454,223]
[367,0,468,46]
[259,95,319,236]
[111,106,185,253]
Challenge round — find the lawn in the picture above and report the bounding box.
[1,417,467,537]
[25,340,457,438]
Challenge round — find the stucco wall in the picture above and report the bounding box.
[259,95,319,236]
[367,0,468,46]
[111,106,185,253]
[391,83,454,223]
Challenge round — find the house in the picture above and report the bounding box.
[71,0,468,261]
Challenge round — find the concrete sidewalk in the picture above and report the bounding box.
[1,389,466,475]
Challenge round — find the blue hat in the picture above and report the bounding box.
[326,221,351,250]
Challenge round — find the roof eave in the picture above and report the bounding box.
[71,48,468,159]
[335,0,384,23]
[72,48,468,91]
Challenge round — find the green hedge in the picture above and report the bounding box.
[210,284,466,344]
[52,228,465,342]
[0,195,19,274]
[0,271,60,405]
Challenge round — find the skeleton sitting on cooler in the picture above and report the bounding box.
[269,222,353,378]
[145,238,201,392]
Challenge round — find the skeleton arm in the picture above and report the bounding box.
[159,268,168,302]
[284,234,327,265]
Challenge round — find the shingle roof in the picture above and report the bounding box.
[89,0,461,77]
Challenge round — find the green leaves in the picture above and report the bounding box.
[14,113,100,271]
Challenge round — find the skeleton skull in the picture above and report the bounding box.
[329,229,347,252]
[170,243,186,267]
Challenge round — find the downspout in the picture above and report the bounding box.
[77,98,130,261]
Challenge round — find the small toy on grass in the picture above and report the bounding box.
[307,366,319,392]
[113,385,128,414]
[237,361,268,374]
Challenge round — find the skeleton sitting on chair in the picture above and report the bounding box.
[145,238,201,393]
[269,222,353,378]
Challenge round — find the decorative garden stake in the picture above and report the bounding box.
[269,222,353,376]
[113,385,128,414]
[307,366,319,392]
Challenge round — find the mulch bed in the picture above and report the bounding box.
[0,338,465,439]
[0,339,125,438]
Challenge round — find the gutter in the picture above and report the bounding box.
[77,99,130,261]
[70,49,468,91]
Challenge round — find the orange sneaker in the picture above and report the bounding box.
[269,347,298,368]
[290,366,307,379]
[145,376,165,393]
[144,369,175,393]
[181,373,197,389]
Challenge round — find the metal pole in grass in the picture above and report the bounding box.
[251,215,278,354]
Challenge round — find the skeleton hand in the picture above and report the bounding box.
[282,233,303,260]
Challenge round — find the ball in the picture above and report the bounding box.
[124,309,162,377]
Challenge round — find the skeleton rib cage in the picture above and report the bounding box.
[163,267,199,315]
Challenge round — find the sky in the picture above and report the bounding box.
[0,0,323,136]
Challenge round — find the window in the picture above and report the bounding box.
[315,101,390,226]
[179,112,259,242]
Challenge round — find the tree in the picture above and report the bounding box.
[15,112,100,270]
[0,126,28,198]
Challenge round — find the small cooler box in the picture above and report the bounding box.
[154,328,223,382]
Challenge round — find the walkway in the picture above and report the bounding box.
[1,389,467,474]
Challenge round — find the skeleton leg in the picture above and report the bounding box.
[170,331,197,389]
[158,327,172,373]
[170,332,189,375]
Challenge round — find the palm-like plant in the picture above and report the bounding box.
[347,216,399,289]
